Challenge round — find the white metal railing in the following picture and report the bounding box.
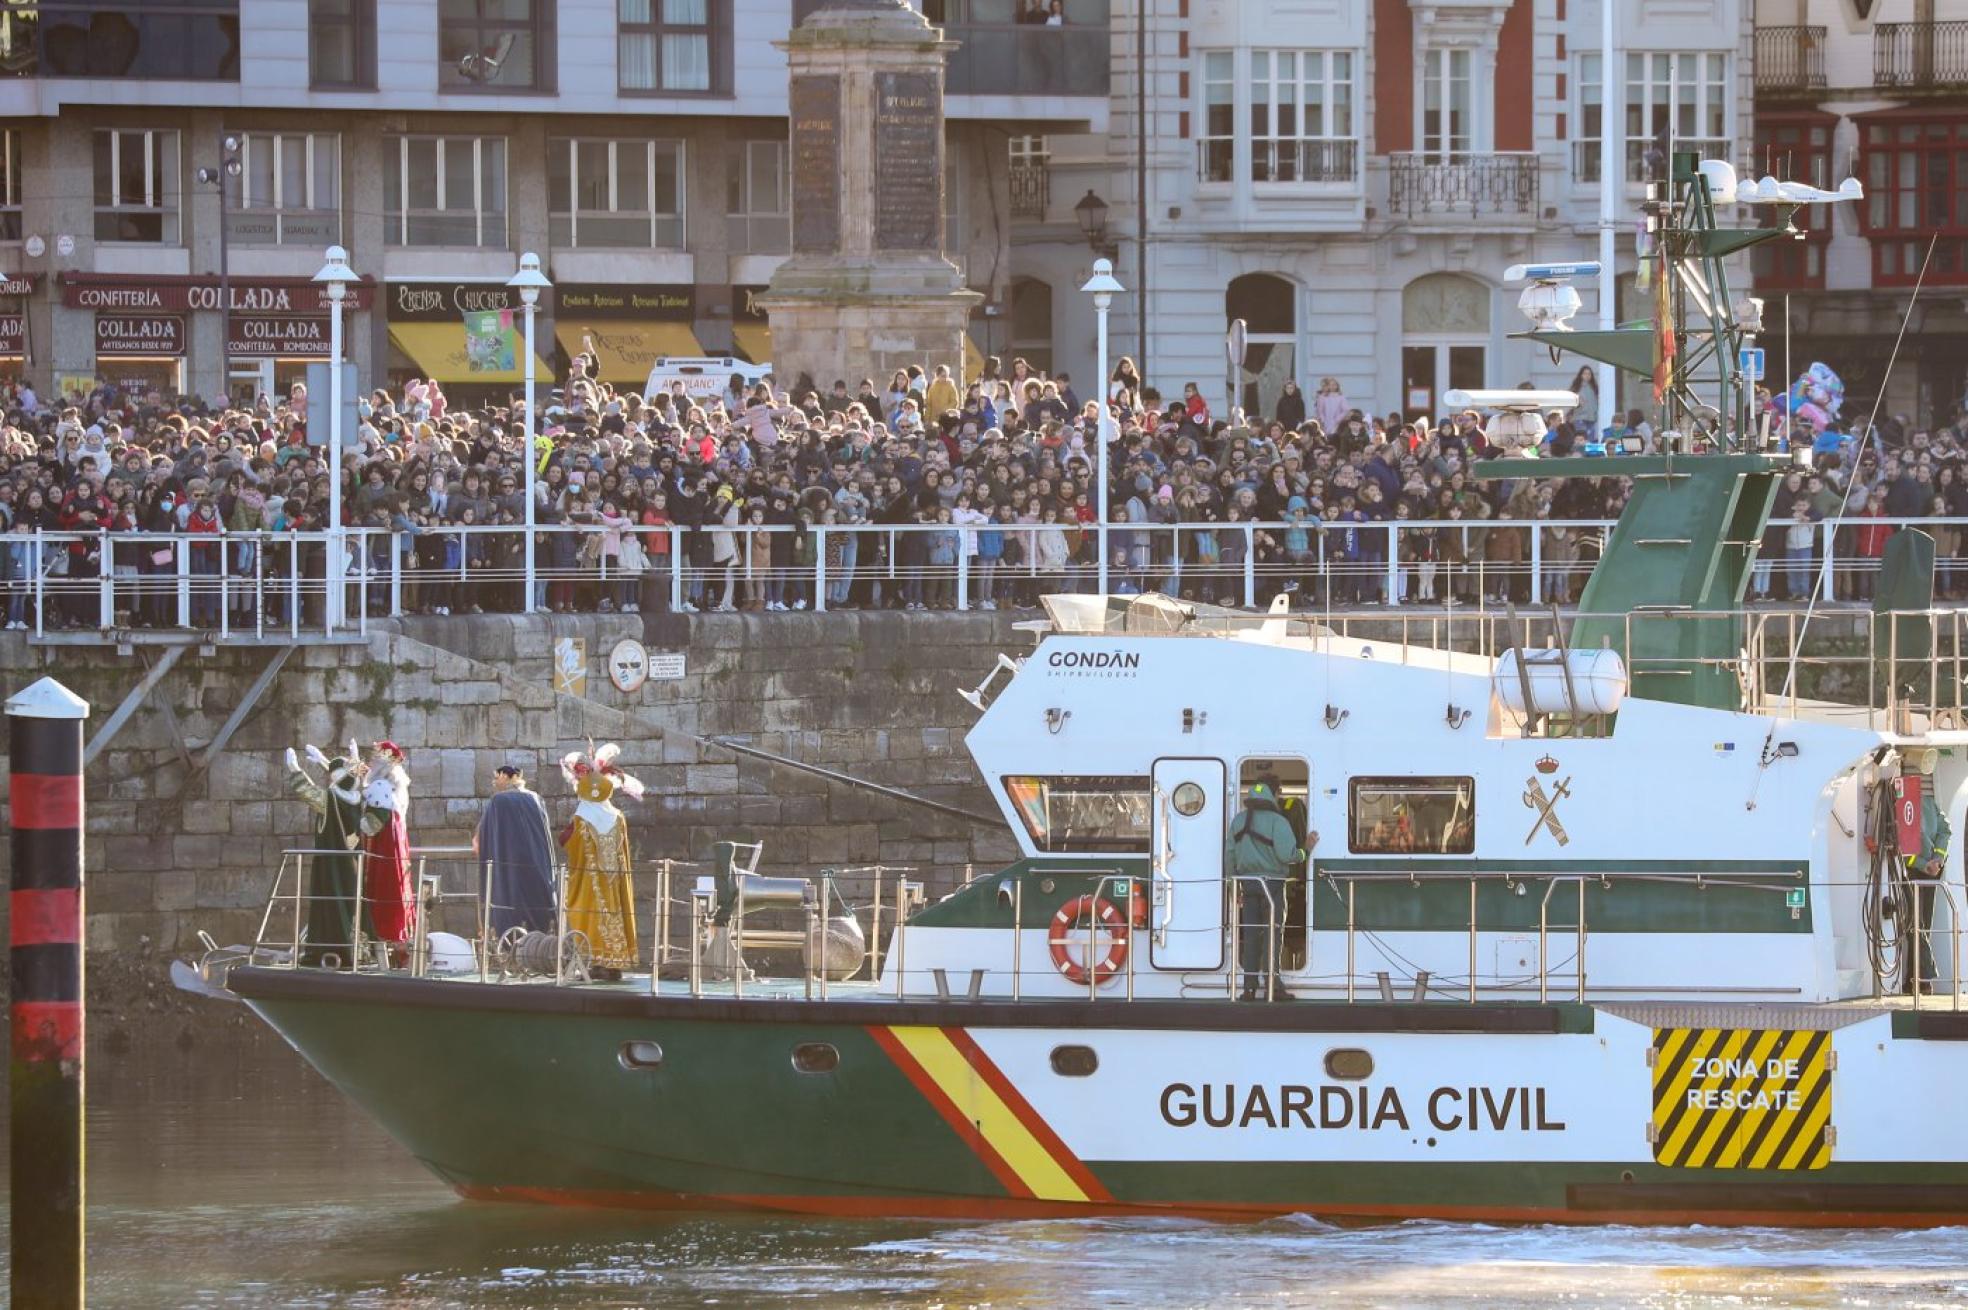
[12,515,1968,639]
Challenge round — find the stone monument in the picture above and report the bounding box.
[758,0,981,390]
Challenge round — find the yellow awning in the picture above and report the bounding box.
[733,322,772,367]
[388,323,553,386]
[964,333,983,384]
[554,320,703,385]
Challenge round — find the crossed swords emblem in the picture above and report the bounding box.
[1523,774,1573,847]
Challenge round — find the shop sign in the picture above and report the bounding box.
[95,314,184,356]
[732,285,771,321]
[227,315,332,357]
[0,274,34,298]
[61,273,373,313]
[556,283,693,320]
[388,281,532,323]
[0,313,22,354]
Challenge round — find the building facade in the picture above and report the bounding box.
[0,0,1105,405]
[1011,0,1755,426]
[1754,0,1968,429]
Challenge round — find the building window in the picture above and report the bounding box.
[1347,776,1475,855]
[728,137,788,255]
[235,133,340,247]
[1197,50,1234,183]
[1003,775,1152,854]
[37,3,240,79]
[548,138,685,248]
[439,0,552,92]
[619,0,722,94]
[309,0,375,88]
[1009,277,1053,376]
[0,129,19,241]
[94,129,181,244]
[1573,52,1603,184]
[1249,50,1355,183]
[1861,116,1968,288]
[383,136,507,247]
[1624,52,1729,183]
[1419,48,1473,161]
[1750,117,1833,291]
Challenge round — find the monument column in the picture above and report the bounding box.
[759,0,981,390]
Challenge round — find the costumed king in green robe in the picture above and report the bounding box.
[285,741,383,966]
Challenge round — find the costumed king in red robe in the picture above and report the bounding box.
[360,740,416,948]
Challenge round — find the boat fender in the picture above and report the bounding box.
[1047,894,1133,986]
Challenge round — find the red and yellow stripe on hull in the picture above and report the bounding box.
[867,1024,1112,1204]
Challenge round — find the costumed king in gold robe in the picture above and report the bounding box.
[560,744,642,977]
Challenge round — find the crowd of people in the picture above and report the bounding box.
[1,350,1964,630]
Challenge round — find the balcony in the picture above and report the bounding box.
[942,18,1110,98]
[1572,138,1732,186]
[1009,162,1049,220]
[1876,20,1968,91]
[1755,26,1826,95]
[1388,152,1539,219]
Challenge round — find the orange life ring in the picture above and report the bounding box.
[1048,894,1131,986]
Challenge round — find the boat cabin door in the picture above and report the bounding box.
[1150,757,1227,970]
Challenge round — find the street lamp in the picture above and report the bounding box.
[1080,256,1124,596]
[507,251,551,612]
[1074,189,1110,255]
[312,243,354,632]
[195,134,242,399]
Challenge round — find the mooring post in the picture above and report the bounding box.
[7,675,91,1310]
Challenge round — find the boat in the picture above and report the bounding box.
[212,155,1968,1226]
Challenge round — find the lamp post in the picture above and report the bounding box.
[1080,256,1124,595]
[312,244,354,631]
[507,252,551,612]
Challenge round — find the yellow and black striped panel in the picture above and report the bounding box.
[1650,1028,1832,1170]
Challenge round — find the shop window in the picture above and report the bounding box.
[94,128,180,244]
[384,136,507,248]
[1347,776,1475,855]
[1003,775,1152,854]
[549,138,685,249]
[37,4,240,80]
[728,137,788,255]
[440,0,554,92]
[1008,278,1053,378]
[0,129,19,242]
[309,0,375,89]
[619,0,725,95]
[235,133,340,247]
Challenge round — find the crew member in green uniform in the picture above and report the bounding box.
[1907,770,1953,995]
[1227,781,1309,1000]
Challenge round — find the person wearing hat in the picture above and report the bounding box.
[1227,780,1309,1000]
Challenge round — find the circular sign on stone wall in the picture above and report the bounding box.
[608,637,650,694]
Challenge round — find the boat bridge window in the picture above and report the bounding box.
[1347,777,1476,854]
[1003,775,1152,853]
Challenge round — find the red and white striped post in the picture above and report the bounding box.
[7,675,91,1310]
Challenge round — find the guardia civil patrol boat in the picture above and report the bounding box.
[217,156,1968,1225]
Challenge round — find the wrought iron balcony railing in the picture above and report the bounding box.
[1252,138,1360,185]
[1756,25,1826,93]
[943,23,1111,97]
[1572,138,1732,186]
[1009,163,1049,220]
[1388,152,1539,218]
[1876,20,1968,89]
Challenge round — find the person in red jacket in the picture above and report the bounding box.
[1852,487,1892,601]
[183,493,225,627]
[56,479,108,628]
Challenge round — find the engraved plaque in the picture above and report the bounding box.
[791,74,843,255]
[873,70,941,253]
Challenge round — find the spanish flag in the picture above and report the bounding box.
[1651,268,1675,405]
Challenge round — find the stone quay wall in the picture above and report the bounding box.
[0,613,1028,961]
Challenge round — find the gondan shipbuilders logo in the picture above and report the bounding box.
[1045,648,1141,679]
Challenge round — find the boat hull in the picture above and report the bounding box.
[231,968,1968,1227]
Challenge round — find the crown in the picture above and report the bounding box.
[1534,755,1559,775]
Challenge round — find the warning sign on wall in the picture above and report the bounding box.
[1650,1028,1832,1170]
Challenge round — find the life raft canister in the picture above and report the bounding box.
[1046,889,1146,986]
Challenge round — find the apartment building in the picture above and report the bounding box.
[1755,0,1968,427]
[0,0,1106,403]
[1010,0,1754,423]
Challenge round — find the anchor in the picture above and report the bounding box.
[1523,775,1573,847]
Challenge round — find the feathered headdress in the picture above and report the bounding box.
[560,741,645,800]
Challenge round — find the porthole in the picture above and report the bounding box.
[1171,782,1207,817]
[1324,1048,1373,1081]
[792,1042,840,1074]
[618,1040,665,1070]
[1050,1044,1098,1077]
